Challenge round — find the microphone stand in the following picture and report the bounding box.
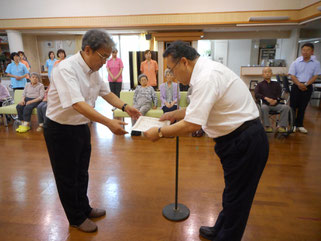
[162,82,190,221]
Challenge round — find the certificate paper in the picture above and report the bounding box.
[131,116,170,132]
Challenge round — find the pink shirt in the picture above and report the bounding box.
[140,59,158,86]
[107,57,124,82]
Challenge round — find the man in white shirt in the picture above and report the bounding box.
[44,29,140,233]
[144,41,269,241]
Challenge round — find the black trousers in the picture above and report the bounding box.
[162,105,177,113]
[290,84,313,127]
[109,82,122,98]
[16,97,41,122]
[212,119,269,241]
[44,118,92,225]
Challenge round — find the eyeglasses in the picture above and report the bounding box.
[167,59,181,74]
[96,51,109,62]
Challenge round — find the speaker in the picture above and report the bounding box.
[145,34,152,40]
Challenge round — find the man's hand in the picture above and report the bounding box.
[144,127,160,142]
[160,111,176,123]
[298,82,307,91]
[270,99,277,106]
[107,119,128,135]
[125,105,141,120]
[264,97,277,106]
[19,100,25,106]
[16,76,22,80]
[26,100,32,105]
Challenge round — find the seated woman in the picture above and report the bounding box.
[16,72,45,133]
[36,85,50,132]
[160,68,180,113]
[0,77,10,106]
[131,74,157,136]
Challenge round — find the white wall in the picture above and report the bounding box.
[227,39,252,76]
[275,29,300,69]
[0,0,306,19]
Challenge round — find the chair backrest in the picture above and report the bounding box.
[13,90,24,104]
[282,75,291,93]
[179,91,187,107]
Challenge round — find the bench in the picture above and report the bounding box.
[113,91,188,118]
[0,90,37,126]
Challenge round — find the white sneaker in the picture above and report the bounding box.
[293,126,296,133]
[298,127,308,134]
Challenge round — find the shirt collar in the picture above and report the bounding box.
[297,55,315,63]
[77,51,93,74]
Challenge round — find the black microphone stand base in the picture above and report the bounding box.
[162,203,190,221]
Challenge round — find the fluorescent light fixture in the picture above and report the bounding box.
[298,38,321,43]
[249,16,289,21]
[299,15,321,25]
[237,23,297,27]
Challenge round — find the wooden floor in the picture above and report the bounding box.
[0,99,320,241]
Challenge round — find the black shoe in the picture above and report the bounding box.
[199,226,217,240]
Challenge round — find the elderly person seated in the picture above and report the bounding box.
[16,72,45,133]
[160,68,180,113]
[254,67,290,133]
[0,77,10,106]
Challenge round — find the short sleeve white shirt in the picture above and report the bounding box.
[184,57,259,138]
[46,52,110,125]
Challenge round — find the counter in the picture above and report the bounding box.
[241,66,288,86]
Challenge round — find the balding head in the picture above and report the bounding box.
[262,67,272,81]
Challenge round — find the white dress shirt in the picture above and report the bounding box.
[184,57,259,138]
[46,52,110,125]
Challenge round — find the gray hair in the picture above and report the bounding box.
[138,74,148,83]
[164,68,172,76]
[82,29,115,51]
[30,72,41,82]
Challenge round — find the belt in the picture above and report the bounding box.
[213,118,260,143]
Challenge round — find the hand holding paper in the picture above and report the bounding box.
[132,116,170,132]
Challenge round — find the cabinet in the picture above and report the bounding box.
[259,48,275,64]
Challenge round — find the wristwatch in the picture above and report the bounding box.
[122,103,127,112]
[158,127,163,138]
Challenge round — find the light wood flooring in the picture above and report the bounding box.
[0,99,320,241]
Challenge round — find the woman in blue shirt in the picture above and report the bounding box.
[5,52,29,91]
[46,51,57,80]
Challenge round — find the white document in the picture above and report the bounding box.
[131,116,170,132]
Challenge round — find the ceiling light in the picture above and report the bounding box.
[237,23,297,27]
[249,16,289,21]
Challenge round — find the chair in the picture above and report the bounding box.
[0,90,37,126]
[256,78,294,136]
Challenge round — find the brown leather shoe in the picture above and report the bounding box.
[88,208,106,218]
[72,218,97,232]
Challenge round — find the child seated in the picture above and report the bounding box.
[16,72,45,133]
[131,74,157,136]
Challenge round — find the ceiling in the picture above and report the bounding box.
[1,17,320,37]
